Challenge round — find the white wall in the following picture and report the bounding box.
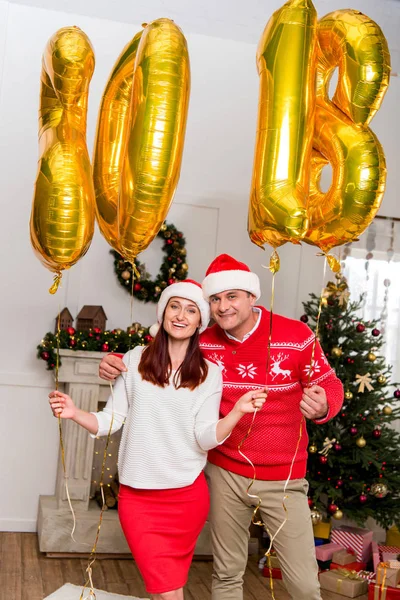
[0,0,399,530]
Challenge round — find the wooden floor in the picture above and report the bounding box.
[0,533,368,600]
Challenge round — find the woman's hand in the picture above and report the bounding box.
[48,390,77,419]
[235,388,268,415]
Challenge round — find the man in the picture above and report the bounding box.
[99,254,344,600]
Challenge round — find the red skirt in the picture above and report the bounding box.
[118,472,209,594]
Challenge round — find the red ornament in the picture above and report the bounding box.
[308,498,313,508]
[134,283,142,292]
[394,389,400,399]
[345,357,355,364]
[319,456,328,464]
[356,323,366,333]
[334,443,342,452]
[67,327,75,336]
[69,339,77,347]
[336,479,344,487]
[144,335,153,343]
[300,315,308,323]
[359,494,368,504]
[328,503,338,514]
[168,278,175,285]
[372,429,382,439]
[372,328,380,337]
[41,351,49,360]
[93,327,101,334]
[166,239,173,245]
[349,426,358,436]
[101,343,109,352]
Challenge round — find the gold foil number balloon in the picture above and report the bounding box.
[249,0,317,250]
[305,10,390,253]
[30,27,96,293]
[93,19,190,263]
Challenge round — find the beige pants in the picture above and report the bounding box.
[205,463,321,600]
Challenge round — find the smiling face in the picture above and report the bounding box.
[209,289,257,339]
[163,297,201,340]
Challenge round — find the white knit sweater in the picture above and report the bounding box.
[93,346,223,489]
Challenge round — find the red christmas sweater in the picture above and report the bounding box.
[199,307,343,480]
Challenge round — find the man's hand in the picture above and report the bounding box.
[99,354,127,381]
[300,385,328,420]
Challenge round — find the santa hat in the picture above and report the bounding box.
[149,279,210,337]
[202,254,261,301]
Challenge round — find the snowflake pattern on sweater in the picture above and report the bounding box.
[200,307,344,481]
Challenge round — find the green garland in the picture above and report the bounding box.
[112,222,188,302]
[37,324,151,371]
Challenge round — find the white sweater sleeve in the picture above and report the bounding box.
[194,368,224,451]
[92,353,130,437]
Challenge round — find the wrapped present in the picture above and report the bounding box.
[331,561,367,572]
[316,542,343,561]
[313,521,332,539]
[382,554,400,564]
[373,542,381,572]
[319,569,368,597]
[386,527,400,548]
[315,538,327,546]
[368,582,400,599]
[262,566,282,579]
[333,549,358,565]
[331,526,374,562]
[376,563,400,588]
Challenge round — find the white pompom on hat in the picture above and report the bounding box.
[151,279,210,336]
[202,254,261,300]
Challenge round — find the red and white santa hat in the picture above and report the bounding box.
[149,279,210,337]
[202,254,261,301]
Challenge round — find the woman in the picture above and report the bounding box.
[49,280,267,600]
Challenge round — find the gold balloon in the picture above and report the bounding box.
[248,0,317,249]
[305,10,390,253]
[30,27,96,293]
[94,19,190,262]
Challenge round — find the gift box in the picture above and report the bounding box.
[386,527,400,548]
[333,549,358,566]
[313,521,332,539]
[331,561,367,572]
[331,526,374,562]
[368,582,400,599]
[382,554,400,563]
[315,538,327,546]
[316,542,344,562]
[319,569,368,597]
[262,566,282,579]
[376,563,400,588]
[373,542,381,572]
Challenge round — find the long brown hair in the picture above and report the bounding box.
[138,325,208,390]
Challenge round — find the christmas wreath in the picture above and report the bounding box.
[112,222,188,302]
[37,324,152,371]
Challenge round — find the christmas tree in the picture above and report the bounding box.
[302,275,400,529]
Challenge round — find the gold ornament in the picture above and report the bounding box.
[155,286,161,293]
[332,509,343,520]
[356,373,374,393]
[371,483,388,498]
[308,445,318,454]
[182,263,188,271]
[310,507,322,525]
[383,405,393,416]
[305,10,390,254]
[377,374,387,385]
[121,270,131,281]
[344,390,353,400]
[356,436,367,448]
[367,352,377,362]
[248,0,317,249]
[93,19,190,262]
[321,297,328,307]
[332,347,343,358]
[115,328,122,335]
[30,27,96,294]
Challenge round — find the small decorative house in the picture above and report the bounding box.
[55,307,74,333]
[76,306,107,332]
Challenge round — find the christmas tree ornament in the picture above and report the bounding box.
[372,328,381,337]
[101,343,109,352]
[377,374,387,385]
[346,357,355,364]
[345,390,353,400]
[67,327,76,336]
[121,270,131,280]
[333,442,342,452]
[356,436,367,448]
[356,373,374,393]
[394,389,400,399]
[134,283,142,291]
[319,437,336,456]
[372,429,382,439]
[349,426,358,436]
[359,494,368,503]
[319,455,328,464]
[308,497,313,508]
[332,509,343,520]
[310,508,322,525]
[41,351,49,360]
[300,315,309,323]
[367,352,377,362]
[371,483,388,498]
[328,503,338,514]
[308,445,318,454]
[356,323,366,333]
[336,479,344,487]
[332,347,343,358]
[321,297,328,307]
[383,405,393,415]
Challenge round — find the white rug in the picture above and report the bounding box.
[45,583,148,600]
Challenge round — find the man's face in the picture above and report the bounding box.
[209,289,256,333]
